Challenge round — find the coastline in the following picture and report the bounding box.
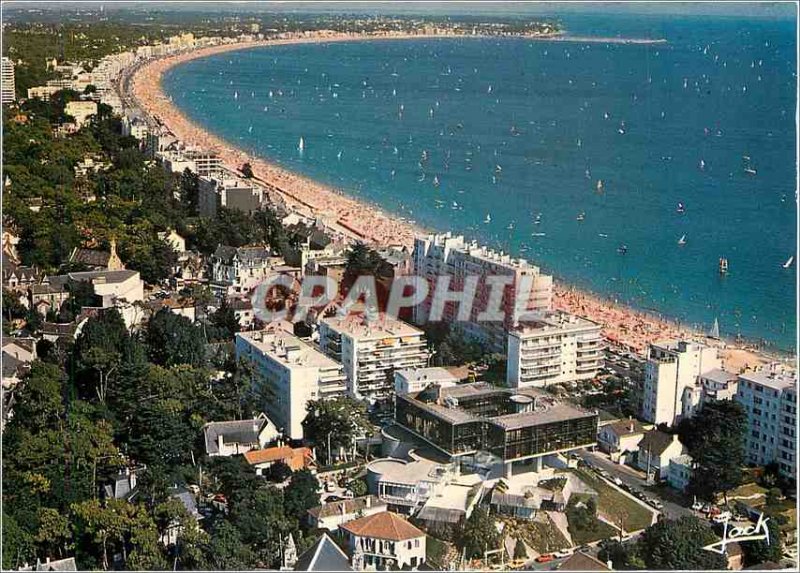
[128,32,790,368]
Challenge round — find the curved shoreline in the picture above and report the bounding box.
[128,33,791,366]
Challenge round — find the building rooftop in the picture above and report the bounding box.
[367,457,445,486]
[321,313,424,340]
[237,330,341,369]
[395,367,459,384]
[512,311,601,336]
[700,368,738,385]
[202,417,273,455]
[603,418,649,438]
[739,368,796,392]
[307,495,384,520]
[341,511,425,541]
[293,532,352,572]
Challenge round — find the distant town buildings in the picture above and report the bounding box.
[735,366,797,481]
[413,232,553,352]
[318,313,428,401]
[64,100,98,127]
[641,340,722,426]
[198,172,265,217]
[235,329,347,440]
[507,311,604,388]
[1,56,15,103]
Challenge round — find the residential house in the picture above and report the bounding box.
[636,430,687,481]
[597,418,650,462]
[667,454,694,493]
[293,532,352,572]
[68,240,125,271]
[160,487,202,546]
[202,415,280,457]
[228,298,255,330]
[307,495,387,531]
[342,511,427,571]
[210,245,274,296]
[394,366,459,395]
[103,467,141,502]
[18,557,78,572]
[64,100,97,127]
[243,445,316,476]
[158,230,186,254]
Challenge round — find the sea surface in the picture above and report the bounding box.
[164,13,797,350]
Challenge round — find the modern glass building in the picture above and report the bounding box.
[395,383,598,468]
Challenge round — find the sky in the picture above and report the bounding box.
[5,1,797,19]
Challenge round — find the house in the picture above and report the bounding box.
[160,487,202,546]
[2,337,37,363]
[64,100,97,127]
[227,298,255,329]
[202,415,280,457]
[636,430,687,481]
[293,532,352,572]
[597,418,649,462]
[307,495,386,531]
[2,352,27,389]
[490,490,539,520]
[667,453,694,493]
[18,557,78,571]
[210,245,274,295]
[243,445,316,476]
[69,239,124,271]
[341,511,426,571]
[158,230,186,254]
[557,552,612,571]
[103,467,141,502]
[2,261,40,293]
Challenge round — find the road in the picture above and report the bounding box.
[577,450,694,521]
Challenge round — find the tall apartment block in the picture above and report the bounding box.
[641,340,721,426]
[413,233,553,352]
[318,314,428,401]
[507,311,604,388]
[1,57,16,104]
[235,330,347,440]
[735,367,797,482]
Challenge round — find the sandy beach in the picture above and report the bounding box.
[128,32,788,369]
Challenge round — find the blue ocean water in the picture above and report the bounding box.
[164,13,797,350]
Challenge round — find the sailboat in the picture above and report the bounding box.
[709,318,720,339]
[783,255,794,269]
[298,137,305,152]
[596,180,604,193]
[484,214,492,224]
[678,234,687,246]
[576,212,586,222]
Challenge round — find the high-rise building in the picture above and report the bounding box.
[318,313,428,401]
[641,340,720,426]
[235,329,347,440]
[413,233,553,352]
[507,311,604,388]
[735,366,796,481]
[1,57,16,104]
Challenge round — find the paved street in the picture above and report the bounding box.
[577,450,695,521]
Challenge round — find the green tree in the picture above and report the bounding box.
[597,539,644,570]
[240,162,254,178]
[741,517,782,566]
[679,401,747,501]
[459,507,500,559]
[2,512,35,570]
[208,520,253,570]
[209,298,240,341]
[302,397,370,466]
[513,538,527,560]
[35,507,74,559]
[267,461,293,483]
[284,469,320,522]
[637,516,727,570]
[145,308,205,367]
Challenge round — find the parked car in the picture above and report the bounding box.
[691,500,704,511]
[652,500,664,510]
[535,554,555,563]
[613,477,624,487]
[712,511,732,523]
[554,549,574,559]
[324,495,344,503]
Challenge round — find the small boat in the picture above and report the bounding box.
[534,213,542,225]
[337,150,343,161]
[596,180,604,193]
[678,234,687,246]
[531,232,546,237]
[298,137,305,152]
[598,233,608,238]
[484,214,492,224]
[783,255,794,269]
[744,166,757,175]
[248,126,253,134]
[709,318,720,339]
[576,212,586,222]
[677,202,686,214]
[507,223,515,230]
[233,91,239,100]
[618,244,628,255]
[699,159,706,170]
[719,257,729,274]
[433,176,440,187]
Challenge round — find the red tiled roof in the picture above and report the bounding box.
[341,511,424,542]
[243,446,314,471]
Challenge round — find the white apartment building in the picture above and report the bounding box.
[507,312,603,388]
[64,100,98,127]
[2,57,16,103]
[235,330,347,440]
[198,173,265,218]
[27,85,62,101]
[122,116,150,140]
[413,233,553,352]
[641,340,721,426]
[318,314,428,401]
[735,366,797,481]
[394,366,458,395]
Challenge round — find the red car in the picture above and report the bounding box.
[535,554,555,563]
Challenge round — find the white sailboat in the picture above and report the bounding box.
[783,255,794,269]
[709,318,720,339]
[678,234,686,246]
[484,214,492,224]
[298,137,305,152]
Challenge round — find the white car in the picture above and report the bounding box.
[553,549,574,559]
[712,511,732,523]
[691,501,703,511]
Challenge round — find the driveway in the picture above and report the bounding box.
[577,450,695,521]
